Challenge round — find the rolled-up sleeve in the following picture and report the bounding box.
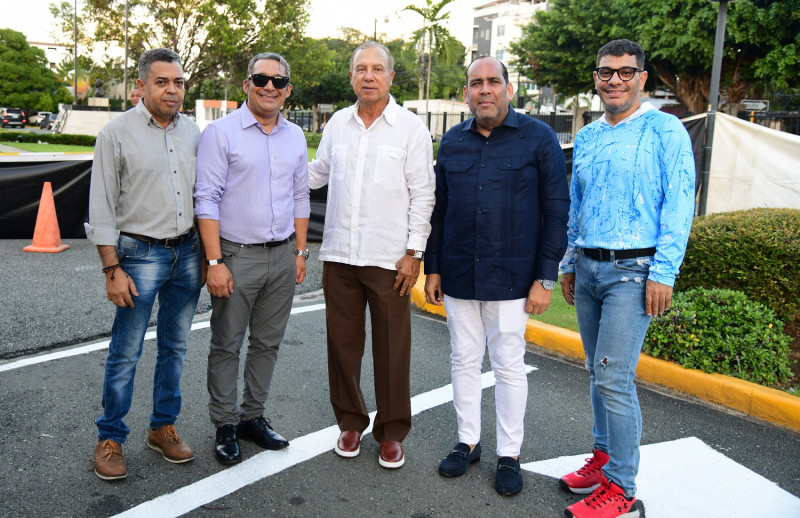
[193,125,228,221]
[405,125,435,251]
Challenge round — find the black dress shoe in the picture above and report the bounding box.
[238,416,289,450]
[215,424,242,464]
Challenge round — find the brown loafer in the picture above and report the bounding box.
[94,439,127,480]
[335,430,362,458]
[379,440,404,469]
[147,424,194,463]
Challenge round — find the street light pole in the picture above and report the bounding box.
[73,0,78,106]
[698,0,736,215]
[123,0,129,110]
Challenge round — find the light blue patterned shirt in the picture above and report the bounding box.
[560,103,695,287]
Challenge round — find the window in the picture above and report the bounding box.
[496,50,505,61]
[497,25,505,37]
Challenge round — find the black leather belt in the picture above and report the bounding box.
[120,228,195,248]
[581,247,656,261]
[223,237,289,248]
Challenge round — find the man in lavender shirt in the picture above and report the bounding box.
[194,52,310,465]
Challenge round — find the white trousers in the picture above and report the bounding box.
[443,295,530,457]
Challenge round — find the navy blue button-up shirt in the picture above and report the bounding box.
[424,108,570,301]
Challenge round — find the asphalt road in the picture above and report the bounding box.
[1,239,799,517]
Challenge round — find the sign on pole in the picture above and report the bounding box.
[742,99,769,112]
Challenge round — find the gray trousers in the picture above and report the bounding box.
[207,239,296,427]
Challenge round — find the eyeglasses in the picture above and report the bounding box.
[594,67,641,82]
[248,74,290,89]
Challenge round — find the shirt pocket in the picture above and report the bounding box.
[374,145,407,190]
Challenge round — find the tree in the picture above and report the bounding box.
[52,0,309,89]
[512,0,800,115]
[403,0,462,105]
[0,29,72,111]
[509,0,628,99]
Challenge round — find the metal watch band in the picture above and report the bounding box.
[295,249,309,259]
[537,279,556,290]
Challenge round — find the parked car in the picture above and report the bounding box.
[40,112,58,130]
[1,108,27,128]
[35,111,52,125]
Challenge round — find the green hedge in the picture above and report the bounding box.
[0,131,97,147]
[676,208,800,325]
[3,131,328,151]
[644,287,794,388]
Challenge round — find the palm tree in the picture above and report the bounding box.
[403,0,460,113]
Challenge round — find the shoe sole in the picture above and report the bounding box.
[334,445,360,458]
[95,469,127,481]
[146,440,195,464]
[559,478,600,494]
[439,455,480,477]
[378,455,405,469]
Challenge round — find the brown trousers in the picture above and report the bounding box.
[322,261,412,443]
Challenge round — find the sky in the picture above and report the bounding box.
[6,0,480,49]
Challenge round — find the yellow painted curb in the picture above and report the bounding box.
[412,270,800,432]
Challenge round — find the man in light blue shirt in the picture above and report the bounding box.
[194,52,310,465]
[559,39,695,518]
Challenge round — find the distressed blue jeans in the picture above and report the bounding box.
[96,232,202,443]
[573,251,653,497]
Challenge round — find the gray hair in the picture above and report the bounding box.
[350,41,394,72]
[138,48,182,83]
[247,52,291,79]
[597,39,646,70]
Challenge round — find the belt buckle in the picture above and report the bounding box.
[607,249,615,261]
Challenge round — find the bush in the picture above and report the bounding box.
[676,208,800,326]
[644,287,794,387]
[303,131,321,149]
[0,131,96,147]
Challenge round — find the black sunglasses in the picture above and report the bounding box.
[248,73,290,89]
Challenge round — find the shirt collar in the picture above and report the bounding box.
[599,101,656,127]
[136,100,181,129]
[240,100,286,131]
[348,95,399,126]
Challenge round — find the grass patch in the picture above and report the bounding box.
[1,142,94,153]
[529,277,579,332]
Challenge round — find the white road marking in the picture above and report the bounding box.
[0,303,327,373]
[521,436,800,517]
[113,365,537,518]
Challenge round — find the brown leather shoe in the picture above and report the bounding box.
[146,424,194,463]
[334,430,361,458]
[94,439,127,480]
[379,440,405,469]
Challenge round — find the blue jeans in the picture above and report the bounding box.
[96,232,202,443]
[574,251,653,497]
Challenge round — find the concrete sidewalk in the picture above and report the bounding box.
[409,273,800,433]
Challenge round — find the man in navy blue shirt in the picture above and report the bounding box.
[424,56,569,496]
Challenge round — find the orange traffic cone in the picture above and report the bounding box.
[23,182,70,253]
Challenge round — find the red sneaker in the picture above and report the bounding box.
[560,449,610,494]
[565,476,645,518]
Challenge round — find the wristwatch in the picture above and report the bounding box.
[206,258,223,266]
[408,250,424,260]
[295,249,309,259]
[537,279,556,290]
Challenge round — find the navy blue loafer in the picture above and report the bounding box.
[494,456,523,496]
[438,442,481,477]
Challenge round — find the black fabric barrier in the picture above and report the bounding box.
[0,158,92,239]
[0,115,695,242]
